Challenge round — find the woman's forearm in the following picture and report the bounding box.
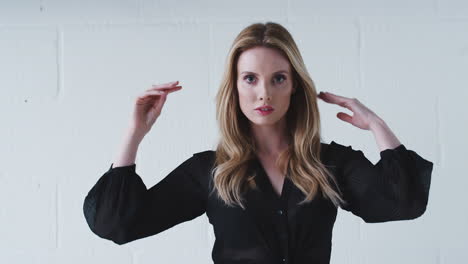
[113,126,146,168]
[369,116,402,152]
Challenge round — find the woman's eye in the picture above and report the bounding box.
[244,75,255,83]
[243,74,286,84]
[275,75,286,83]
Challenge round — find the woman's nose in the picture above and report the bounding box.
[257,81,272,100]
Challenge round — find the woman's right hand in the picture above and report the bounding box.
[131,80,183,136]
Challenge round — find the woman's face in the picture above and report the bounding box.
[236,46,295,126]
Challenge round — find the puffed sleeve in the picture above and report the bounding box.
[327,140,433,223]
[82,154,207,245]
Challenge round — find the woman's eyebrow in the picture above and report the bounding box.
[240,70,289,75]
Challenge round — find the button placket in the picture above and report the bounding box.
[275,207,288,264]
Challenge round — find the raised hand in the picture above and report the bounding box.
[131,80,183,136]
[317,91,380,131]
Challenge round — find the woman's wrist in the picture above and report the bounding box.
[113,126,145,168]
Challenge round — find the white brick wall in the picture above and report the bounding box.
[0,1,465,263]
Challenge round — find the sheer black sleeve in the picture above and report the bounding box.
[82,154,207,245]
[328,140,433,223]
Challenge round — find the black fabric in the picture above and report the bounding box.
[83,141,433,264]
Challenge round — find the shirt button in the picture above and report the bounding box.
[277,209,283,215]
[282,258,286,262]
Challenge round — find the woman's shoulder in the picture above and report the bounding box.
[319,140,357,166]
[321,140,346,148]
[320,140,358,155]
[193,149,216,156]
[190,149,217,174]
[192,149,216,162]
[319,140,337,154]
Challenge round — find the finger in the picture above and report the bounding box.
[317,92,337,103]
[139,90,168,99]
[337,112,353,123]
[318,92,353,110]
[153,92,168,111]
[147,86,182,94]
[323,91,349,100]
[150,85,182,92]
[151,81,179,89]
[319,91,349,101]
[136,91,166,104]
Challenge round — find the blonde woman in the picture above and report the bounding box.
[83,22,433,264]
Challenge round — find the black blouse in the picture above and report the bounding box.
[83,141,433,264]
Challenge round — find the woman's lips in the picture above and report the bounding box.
[255,109,274,116]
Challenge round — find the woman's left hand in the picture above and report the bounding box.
[317,91,381,131]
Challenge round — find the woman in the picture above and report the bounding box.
[83,22,433,264]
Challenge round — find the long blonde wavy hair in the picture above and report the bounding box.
[210,21,347,210]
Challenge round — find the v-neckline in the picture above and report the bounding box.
[253,157,288,200]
